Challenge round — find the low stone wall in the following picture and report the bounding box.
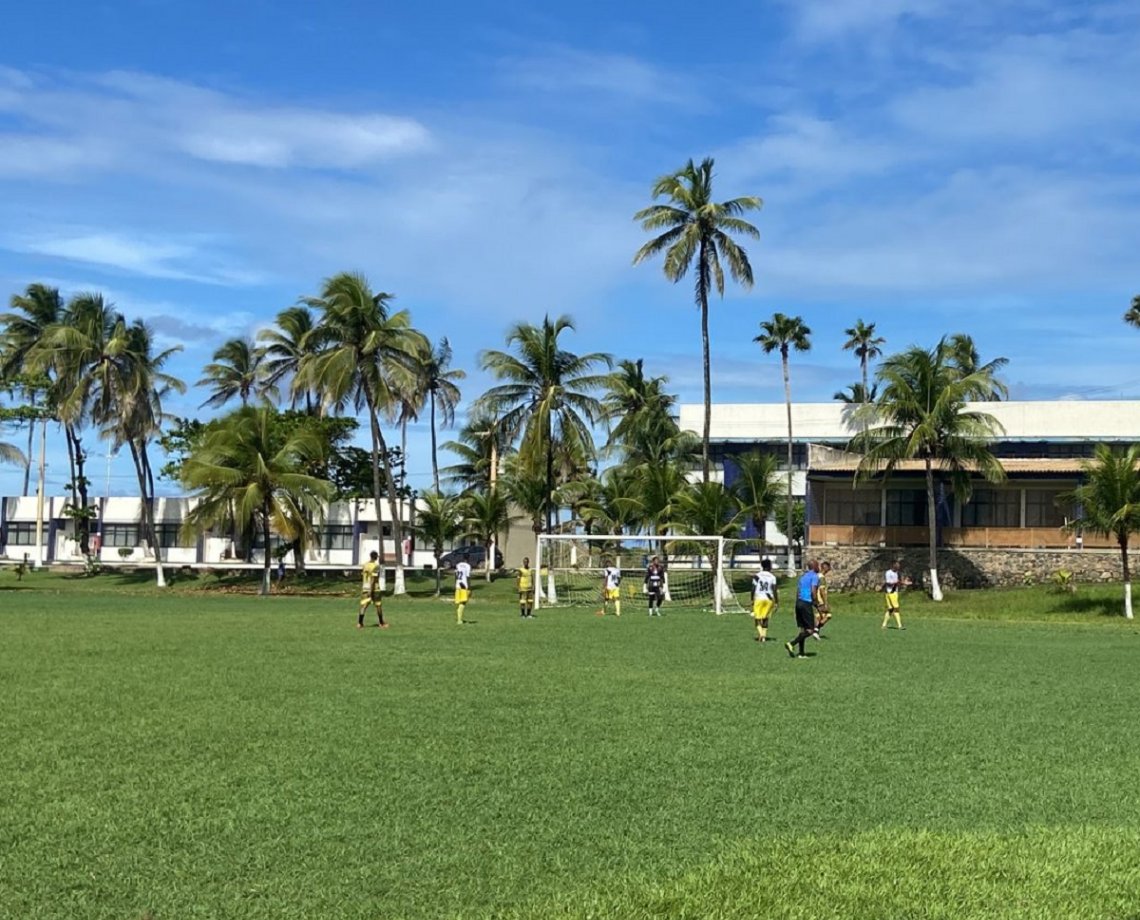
[811,545,1135,591]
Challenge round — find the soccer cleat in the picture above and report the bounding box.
[380,623,390,629]
[797,654,809,659]
[785,642,795,658]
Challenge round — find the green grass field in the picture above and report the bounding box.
[3,570,1140,919]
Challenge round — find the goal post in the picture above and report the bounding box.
[534,534,746,614]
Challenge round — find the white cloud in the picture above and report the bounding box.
[785,0,945,41]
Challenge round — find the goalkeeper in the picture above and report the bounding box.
[644,555,666,616]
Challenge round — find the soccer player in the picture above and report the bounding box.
[645,555,666,616]
[517,557,534,619]
[785,559,821,659]
[596,558,622,617]
[751,558,778,642]
[814,560,833,638]
[455,559,472,625]
[358,550,387,629]
[882,559,906,630]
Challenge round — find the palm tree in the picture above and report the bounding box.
[182,407,333,595]
[462,488,515,582]
[412,491,466,596]
[670,480,745,606]
[259,306,321,413]
[833,382,879,404]
[729,450,781,551]
[198,337,274,409]
[755,313,812,576]
[944,333,1009,396]
[842,320,885,410]
[419,337,465,493]
[299,272,424,594]
[633,157,762,482]
[440,412,514,492]
[853,339,1007,601]
[478,315,610,533]
[601,358,680,463]
[1125,295,1140,328]
[577,466,641,536]
[1061,445,1140,619]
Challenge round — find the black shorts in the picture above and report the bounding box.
[795,599,815,630]
[647,589,663,604]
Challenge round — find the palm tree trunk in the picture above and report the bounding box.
[129,440,165,588]
[699,271,712,485]
[782,351,795,577]
[430,391,440,494]
[925,456,943,601]
[1120,533,1133,619]
[434,546,442,597]
[545,412,554,535]
[365,399,406,595]
[22,403,35,496]
[260,500,272,596]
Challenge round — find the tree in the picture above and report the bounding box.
[853,338,1007,601]
[440,412,514,493]
[755,312,812,576]
[1125,295,1140,329]
[576,466,641,536]
[601,358,680,463]
[300,272,425,595]
[419,337,465,493]
[842,320,885,411]
[1061,445,1140,619]
[462,488,514,581]
[670,480,745,580]
[181,407,333,595]
[633,157,762,482]
[478,315,610,533]
[197,337,275,409]
[833,382,879,404]
[259,306,321,413]
[413,491,466,596]
[729,450,782,550]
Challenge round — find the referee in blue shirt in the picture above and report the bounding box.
[786,559,822,659]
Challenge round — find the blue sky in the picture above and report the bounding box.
[2,0,1139,496]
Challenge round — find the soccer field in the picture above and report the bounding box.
[3,575,1140,919]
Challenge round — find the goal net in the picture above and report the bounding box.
[534,534,749,614]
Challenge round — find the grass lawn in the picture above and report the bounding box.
[3,570,1140,919]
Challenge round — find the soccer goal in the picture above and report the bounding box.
[533,534,748,615]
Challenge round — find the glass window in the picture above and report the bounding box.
[317,526,354,550]
[885,489,927,526]
[103,524,140,547]
[4,522,47,545]
[827,488,880,526]
[1025,490,1068,528]
[155,524,193,548]
[961,488,1021,527]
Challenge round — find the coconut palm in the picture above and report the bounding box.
[833,382,879,404]
[440,412,514,493]
[601,358,680,463]
[461,488,515,582]
[633,157,762,482]
[1060,445,1140,619]
[299,272,424,594]
[576,466,641,536]
[419,337,465,492]
[670,480,745,595]
[198,337,275,409]
[182,406,333,595]
[1125,295,1140,329]
[729,450,782,550]
[755,313,812,576]
[412,491,466,596]
[853,339,1007,601]
[258,306,321,413]
[842,320,885,410]
[944,333,1009,397]
[478,315,610,533]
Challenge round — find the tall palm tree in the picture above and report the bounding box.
[1061,444,1140,619]
[182,407,333,596]
[833,382,879,404]
[853,338,1007,601]
[299,272,424,595]
[440,411,514,493]
[412,491,466,596]
[601,358,680,463]
[1125,295,1140,329]
[417,337,465,493]
[478,315,610,533]
[198,337,275,409]
[729,450,782,551]
[755,313,812,576]
[633,157,762,482]
[842,320,885,411]
[259,306,321,413]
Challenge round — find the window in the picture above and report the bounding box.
[886,489,927,526]
[1025,490,1068,528]
[4,522,46,545]
[251,533,289,551]
[155,524,193,548]
[317,526,354,551]
[827,488,880,526]
[961,488,1021,527]
[103,524,140,547]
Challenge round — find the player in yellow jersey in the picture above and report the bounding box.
[814,560,833,639]
[751,558,778,642]
[595,558,622,617]
[882,559,907,630]
[358,551,387,629]
[455,560,472,625]
[516,557,534,619]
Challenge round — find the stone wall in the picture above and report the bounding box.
[811,545,1136,591]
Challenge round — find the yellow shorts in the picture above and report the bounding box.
[605,588,620,601]
[360,590,379,605]
[752,598,774,620]
[455,588,470,604]
[885,590,900,611]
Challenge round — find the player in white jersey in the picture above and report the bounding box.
[751,557,779,642]
[454,560,472,625]
[596,558,623,617]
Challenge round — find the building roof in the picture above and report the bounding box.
[679,400,1140,443]
[807,445,1088,475]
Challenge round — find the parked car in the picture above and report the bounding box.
[438,544,504,570]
